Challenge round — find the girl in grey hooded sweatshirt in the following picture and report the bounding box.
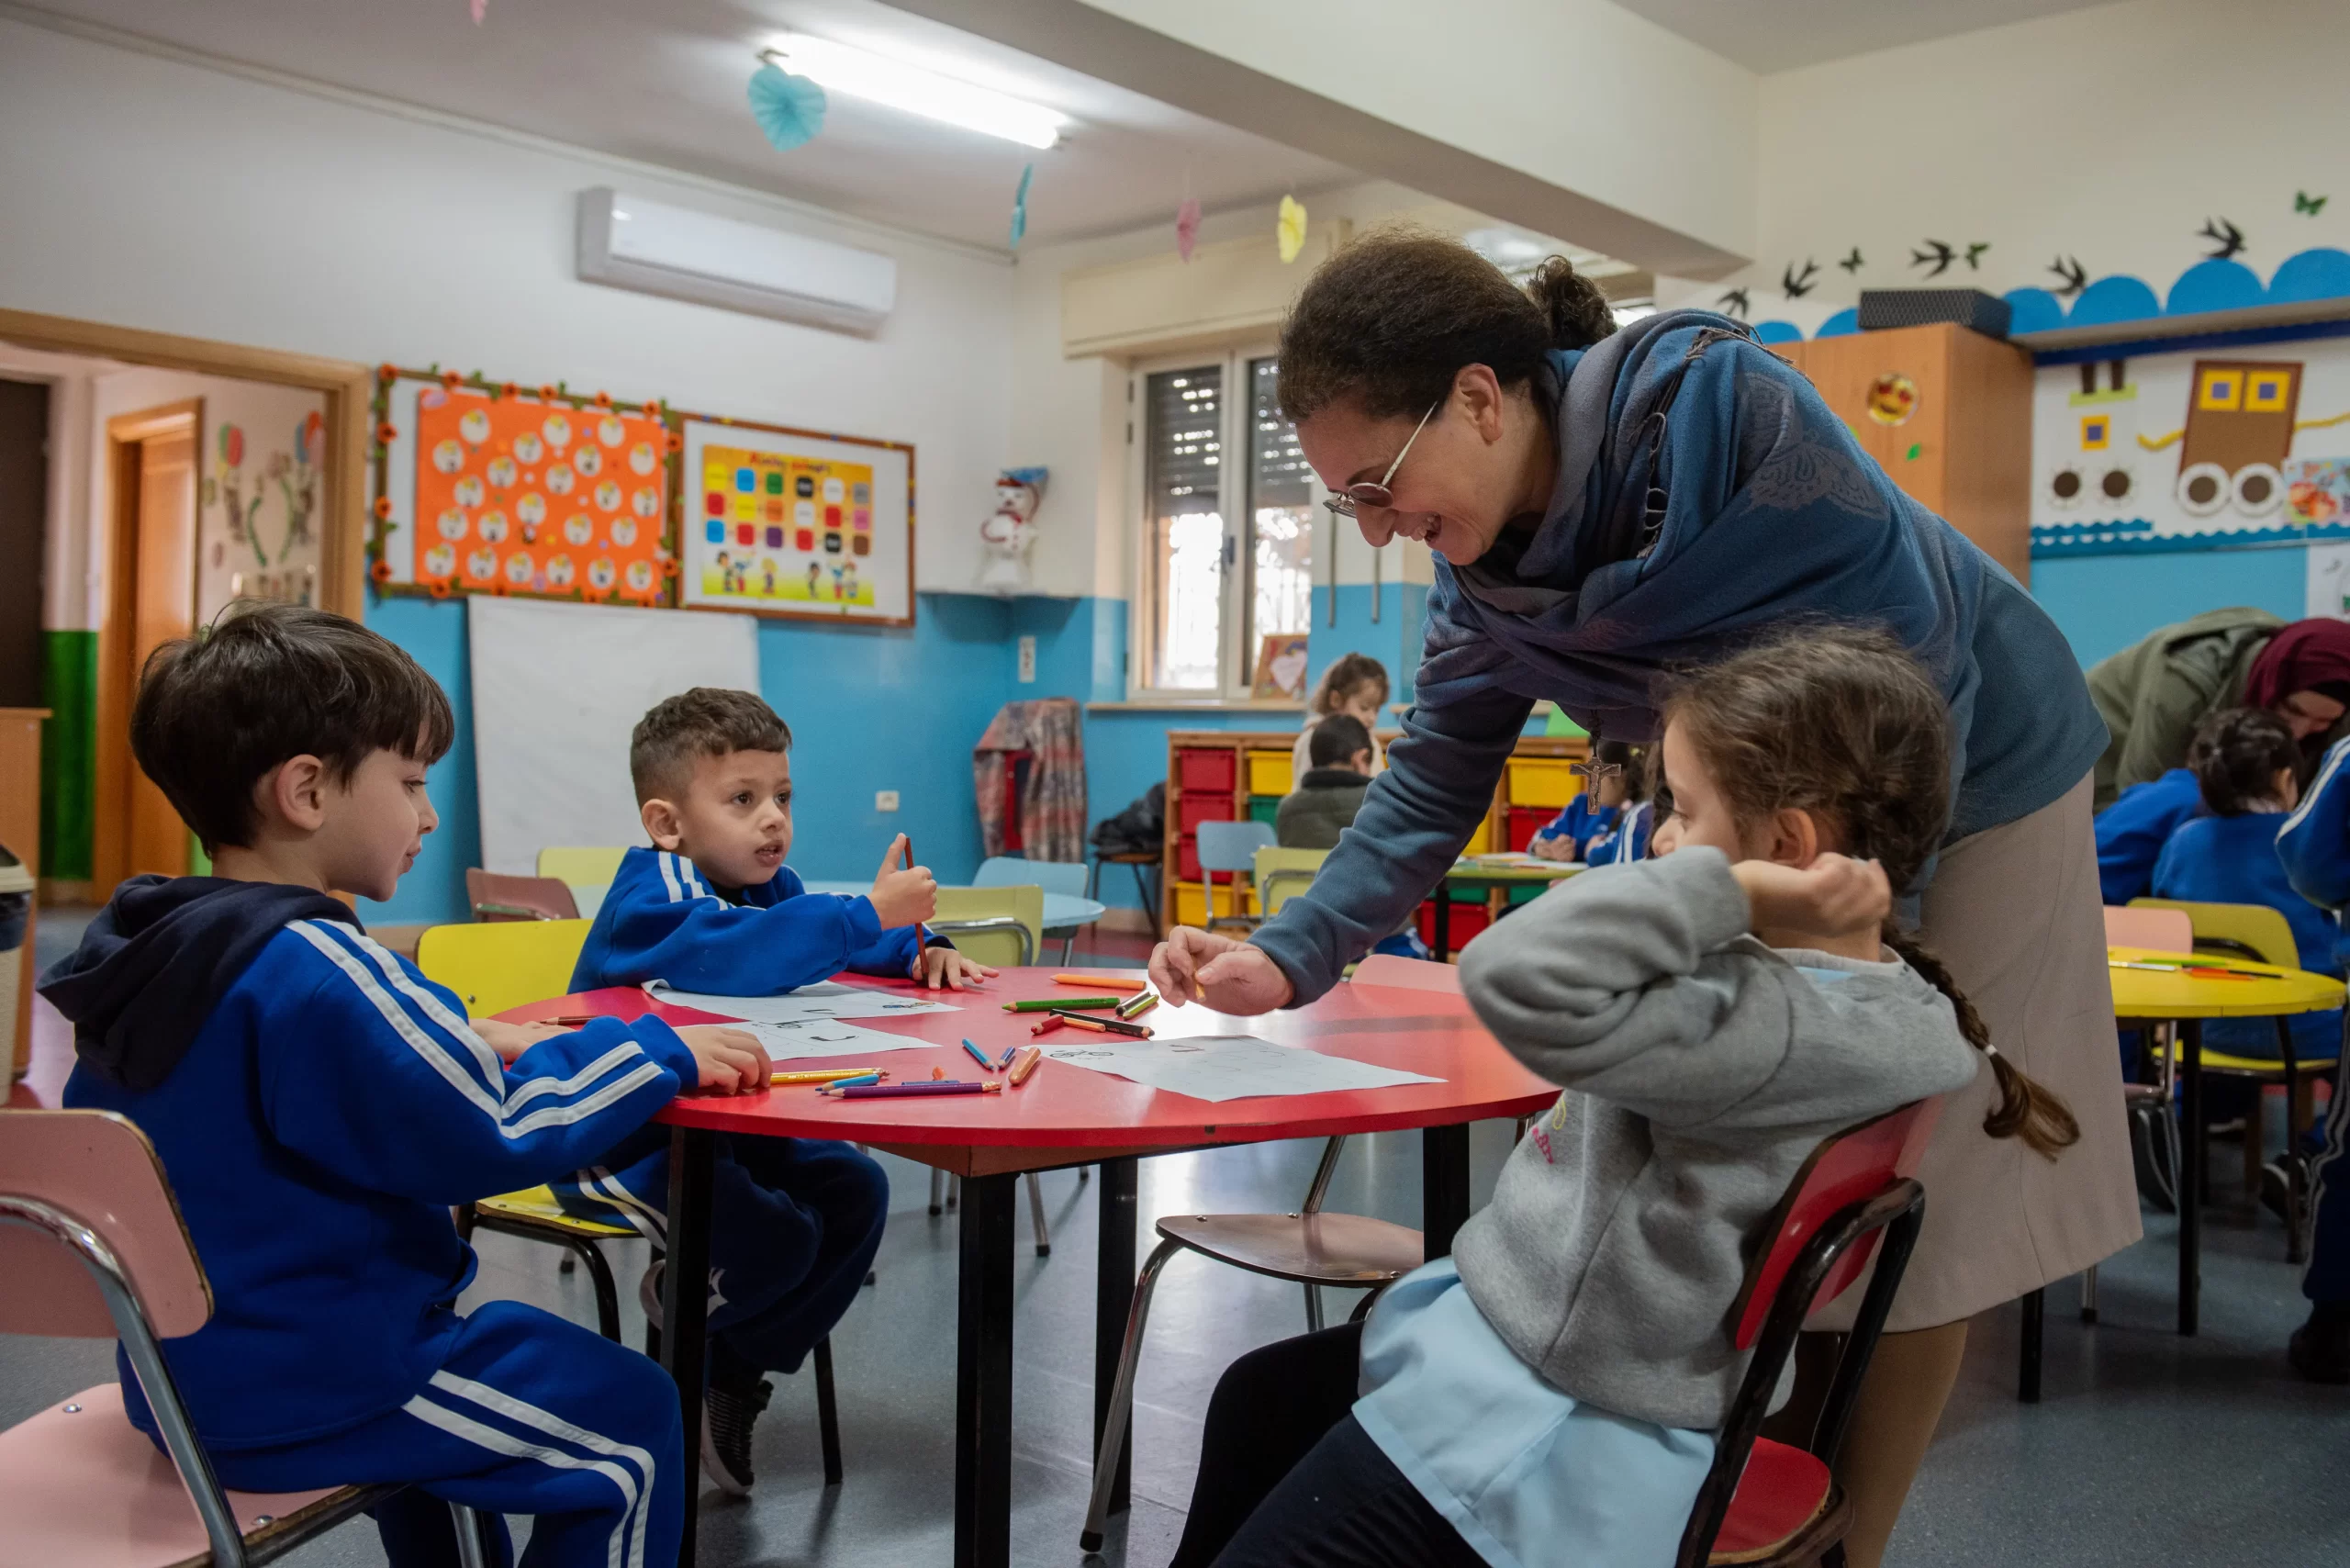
[1175,627,2083,1568]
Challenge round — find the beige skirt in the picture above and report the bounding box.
[1817,771,2143,1333]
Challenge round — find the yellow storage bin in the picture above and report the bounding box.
[1246,750,1294,797]
[1174,880,1254,927]
[1506,757,1581,809]
[1460,814,1495,856]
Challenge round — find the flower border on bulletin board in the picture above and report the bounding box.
[671,410,917,629]
[365,365,682,606]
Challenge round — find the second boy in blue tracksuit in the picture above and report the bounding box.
[565,688,991,1491]
[2095,767,2204,905]
[2274,729,2350,1385]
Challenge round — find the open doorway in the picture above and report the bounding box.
[95,398,202,887]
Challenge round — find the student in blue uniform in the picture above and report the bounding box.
[1527,741,1636,863]
[565,688,990,1491]
[2274,732,2350,1383]
[2094,767,2204,905]
[40,605,777,1568]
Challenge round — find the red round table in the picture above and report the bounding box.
[506,967,1556,1568]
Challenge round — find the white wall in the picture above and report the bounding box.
[1681,0,2350,322]
[0,17,1018,594]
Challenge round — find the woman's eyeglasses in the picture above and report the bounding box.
[1322,400,1440,518]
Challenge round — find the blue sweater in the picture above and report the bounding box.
[1532,795,1621,859]
[2278,735,2350,913]
[63,917,695,1449]
[2096,768,2204,905]
[2152,812,2344,1057]
[1250,313,2107,1002]
[571,846,927,995]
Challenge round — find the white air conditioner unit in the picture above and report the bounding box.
[576,187,897,337]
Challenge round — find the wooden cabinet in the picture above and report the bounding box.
[1777,323,2034,583]
[1,707,44,1080]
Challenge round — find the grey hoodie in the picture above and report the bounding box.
[1451,847,1983,1430]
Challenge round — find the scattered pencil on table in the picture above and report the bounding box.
[1048,1007,1152,1038]
[1008,1046,1042,1086]
[1004,996,1123,1013]
[1030,1015,1068,1036]
[814,1070,885,1092]
[996,1042,1020,1070]
[1115,991,1158,1021]
[769,1066,883,1085]
[830,1080,997,1099]
[961,1038,994,1070]
[1052,973,1147,992]
[932,1065,947,1081]
[1052,1013,1110,1033]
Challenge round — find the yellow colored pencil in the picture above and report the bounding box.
[769,1066,882,1085]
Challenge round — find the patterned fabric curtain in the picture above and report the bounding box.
[973,698,1086,863]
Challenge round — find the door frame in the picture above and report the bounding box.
[95,398,202,893]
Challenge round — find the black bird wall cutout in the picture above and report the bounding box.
[2048,255,2087,297]
[1838,247,1864,273]
[1718,287,1751,319]
[1909,239,1956,276]
[1964,241,1991,269]
[2199,218,2245,261]
[1782,258,1820,297]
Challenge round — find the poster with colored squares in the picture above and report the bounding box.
[677,415,914,626]
[409,387,672,604]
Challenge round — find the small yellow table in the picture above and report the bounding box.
[2108,945,2345,1336]
[1432,858,1583,959]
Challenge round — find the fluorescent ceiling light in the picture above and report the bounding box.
[765,34,1067,150]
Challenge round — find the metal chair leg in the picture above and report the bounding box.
[2018,1287,2044,1403]
[2284,1040,2306,1264]
[813,1336,843,1486]
[1304,1282,1324,1332]
[2079,1264,2098,1324]
[451,1502,492,1568]
[1026,1171,1051,1257]
[929,1167,946,1215]
[949,1173,960,1211]
[1060,935,1077,965]
[1080,1238,1184,1551]
[567,1238,621,1343]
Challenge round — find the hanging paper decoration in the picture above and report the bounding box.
[747,62,827,152]
[1176,196,1201,263]
[1277,195,1307,263]
[2297,191,2329,217]
[1010,162,1033,252]
[1839,247,1863,274]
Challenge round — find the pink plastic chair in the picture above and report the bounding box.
[1350,952,1465,993]
[2102,904,2193,954]
[0,1109,492,1567]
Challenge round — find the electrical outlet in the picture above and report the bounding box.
[1017,634,1036,683]
[875,790,900,812]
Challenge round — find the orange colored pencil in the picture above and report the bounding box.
[1008,1046,1043,1086]
[1052,973,1147,991]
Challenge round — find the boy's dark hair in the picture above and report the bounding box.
[130,603,454,853]
[631,688,792,803]
[2188,707,2299,817]
[1309,712,1375,769]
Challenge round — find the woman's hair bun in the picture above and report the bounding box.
[1525,257,1616,353]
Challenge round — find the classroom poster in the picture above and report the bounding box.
[677,415,914,626]
[196,386,329,622]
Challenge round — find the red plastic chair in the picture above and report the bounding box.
[0,1109,496,1567]
[1674,1100,1942,1568]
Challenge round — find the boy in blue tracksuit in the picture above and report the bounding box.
[2275,730,2350,1383]
[40,605,777,1568]
[565,688,990,1490]
[1527,741,1637,864]
[2095,766,2205,904]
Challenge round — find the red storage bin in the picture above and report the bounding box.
[1508,806,1558,852]
[1177,747,1237,793]
[1178,792,1236,834]
[1416,900,1492,956]
[1178,834,1201,882]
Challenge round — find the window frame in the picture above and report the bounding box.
[1126,342,1319,702]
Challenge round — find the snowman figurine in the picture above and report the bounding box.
[976,466,1046,594]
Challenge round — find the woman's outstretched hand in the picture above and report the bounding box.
[1150,927,1296,1014]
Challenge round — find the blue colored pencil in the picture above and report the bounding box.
[962,1038,994,1070]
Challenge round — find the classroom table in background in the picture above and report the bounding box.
[802,880,1110,950]
[1430,857,1583,961]
[506,968,1557,1568]
[2106,944,2344,1337]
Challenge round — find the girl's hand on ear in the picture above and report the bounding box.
[1732,854,1890,942]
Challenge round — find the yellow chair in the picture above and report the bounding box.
[535,846,628,913]
[2132,897,2339,1259]
[1254,846,1329,918]
[415,918,593,1017]
[930,885,1043,969]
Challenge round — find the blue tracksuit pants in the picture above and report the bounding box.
[205,1301,682,1568]
[2308,1064,2350,1304]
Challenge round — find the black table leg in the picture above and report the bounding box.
[1422,1123,1472,1259]
[1434,895,1452,964]
[2018,1287,2043,1403]
[2180,1019,2203,1337]
[660,1126,715,1567]
[1093,1156,1139,1518]
[956,1173,1017,1568]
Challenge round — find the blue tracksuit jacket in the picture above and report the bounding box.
[63,916,697,1450]
[2279,736,2350,914]
[2153,812,2344,1058]
[2096,767,2204,905]
[1583,800,1654,867]
[1531,795,1622,859]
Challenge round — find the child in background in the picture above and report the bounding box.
[1292,653,1392,784]
[41,606,775,1568]
[2095,765,2204,904]
[1171,626,2075,1568]
[2151,707,2344,1061]
[2277,733,2350,1383]
[1528,740,1639,862]
[1580,746,1658,866]
[566,688,991,1493]
[1274,712,1428,959]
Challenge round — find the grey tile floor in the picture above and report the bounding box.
[7,915,2346,1564]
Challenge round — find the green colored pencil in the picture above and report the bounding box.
[1003,996,1124,1013]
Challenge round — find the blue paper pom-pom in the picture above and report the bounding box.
[748,62,826,151]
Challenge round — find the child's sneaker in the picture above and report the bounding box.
[701,1371,774,1494]
[2288,1305,2350,1384]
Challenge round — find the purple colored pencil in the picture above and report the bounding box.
[837,1080,989,1098]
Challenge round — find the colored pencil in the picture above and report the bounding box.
[1052,1014,1110,1033]
[833,1081,991,1099]
[1048,1007,1152,1038]
[1008,1046,1042,1086]
[997,1042,1020,1069]
[1116,991,1158,1020]
[769,1066,881,1085]
[818,1070,883,1090]
[1004,997,1123,1013]
[1053,973,1148,991]
[2109,959,2261,981]
[546,1014,600,1025]
[932,1065,947,1081]
[962,1038,994,1070]
[1030,1015,1067,1036]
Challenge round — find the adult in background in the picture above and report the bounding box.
[2087,609,2350,810]
[1149,229,2140,1567]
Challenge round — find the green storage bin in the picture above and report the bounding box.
[1248,796,1282,825]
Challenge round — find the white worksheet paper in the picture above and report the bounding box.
[643,980,960,1023]
[744,1019,940,1062]
[1041,1035,1441,1103]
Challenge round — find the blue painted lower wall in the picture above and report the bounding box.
[2030,547,2310,667]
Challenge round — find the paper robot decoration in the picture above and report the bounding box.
[977,466,1047,595]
